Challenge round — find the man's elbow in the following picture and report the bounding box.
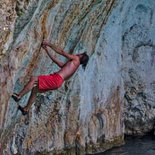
[59,63,64,68]
[60,64,64,68]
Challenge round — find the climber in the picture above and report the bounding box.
[12,40,89,115]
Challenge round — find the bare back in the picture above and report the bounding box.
[57,58,80,80]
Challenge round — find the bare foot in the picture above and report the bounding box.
[18,105,28,115]
[12,93,21,102]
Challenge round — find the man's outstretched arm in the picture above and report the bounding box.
[42,40,78,60]
[42,46,64,68]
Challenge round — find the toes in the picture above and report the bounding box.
[18,105,28,115]
[12,93,20,102]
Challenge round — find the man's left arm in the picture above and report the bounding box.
[42,46,64,68]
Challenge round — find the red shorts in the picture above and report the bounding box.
[38,73,64,92]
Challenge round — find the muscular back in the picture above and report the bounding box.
[57,58,80,80]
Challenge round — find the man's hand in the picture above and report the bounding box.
[42,40,50,46]
[42,45,48,52]
[42,44,47,49]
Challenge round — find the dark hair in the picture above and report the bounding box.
[80,52,89,70]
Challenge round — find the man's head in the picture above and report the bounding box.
[78,52,89,70]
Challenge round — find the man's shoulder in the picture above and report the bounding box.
[70,57,80,66]
[73,55,80,62]
[71,54,79,60]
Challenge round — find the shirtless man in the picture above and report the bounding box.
[12,40,89,115]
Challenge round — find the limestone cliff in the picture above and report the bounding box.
[0,0,155,155]
[121,0,155,135]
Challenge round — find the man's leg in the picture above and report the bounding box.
[12,76,38,101]
[18,86,38,115]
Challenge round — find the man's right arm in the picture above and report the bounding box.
[42,40,78,60]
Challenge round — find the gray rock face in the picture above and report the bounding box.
[121,0,155,135]
[0,0,155,154]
